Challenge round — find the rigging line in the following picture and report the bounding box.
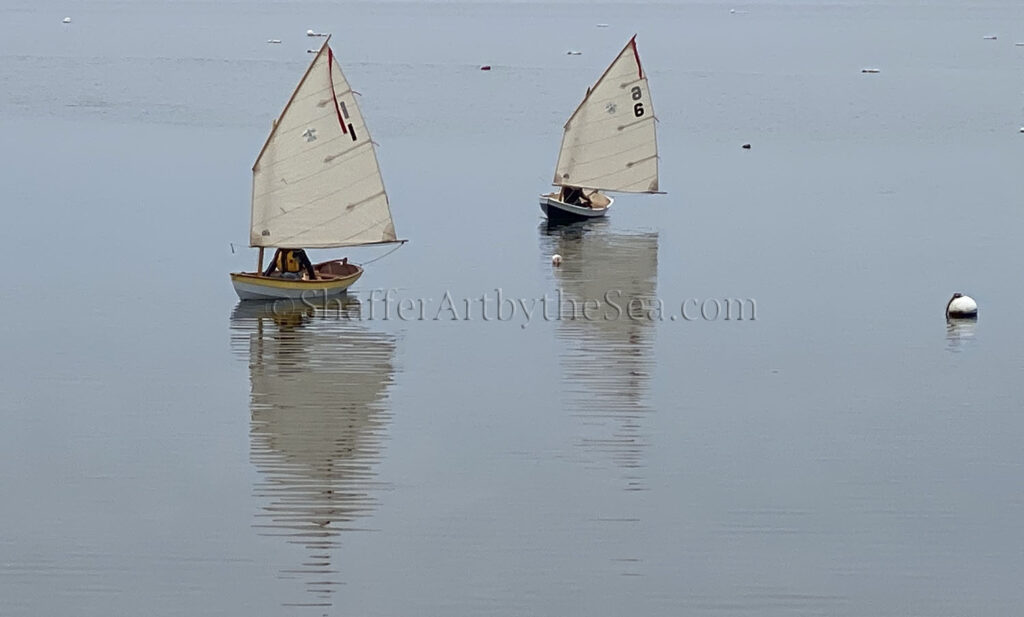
[355,241,406,266]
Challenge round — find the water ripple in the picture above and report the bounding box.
[230,298,397,611]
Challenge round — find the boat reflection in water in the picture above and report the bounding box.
[229,297,397,610]
[540,222,659,490]
[945,316,978,353]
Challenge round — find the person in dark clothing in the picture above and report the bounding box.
[561,186,591,207]
[263,248,317,280]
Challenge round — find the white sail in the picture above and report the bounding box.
[554,36,659,193]
[251,38,397,249]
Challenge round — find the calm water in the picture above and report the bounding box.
[3,0,1024,614]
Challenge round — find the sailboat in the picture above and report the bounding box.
[231,36,404,301]
[540,35,661,224]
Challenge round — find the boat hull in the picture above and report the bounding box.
[539,192,613,224]
[230,260,363,301]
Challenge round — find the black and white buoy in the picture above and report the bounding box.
[945,292,978,318]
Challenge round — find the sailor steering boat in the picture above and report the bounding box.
[230,36,405,301]
[540,35,663,224]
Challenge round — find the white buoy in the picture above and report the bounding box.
[551,254,563,266]
[62,17,71,24]
[945,292,978,318]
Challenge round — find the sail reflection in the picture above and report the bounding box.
[229,298,396,610]
[540,223,659,490]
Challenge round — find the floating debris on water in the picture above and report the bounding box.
[266,39,282,44]
[62,17,71,24]
[480,65,492,71]
[596,23,609,28]
[945,293,978,318]
[566,50,582,55]
[983,35,998,40]
[551,254,563,266]
[306,49,317,54]
[742,143,751,149]
[306,29,327,37]
[862,68,880,73]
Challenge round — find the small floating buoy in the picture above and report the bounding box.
[480,65,491,71]
[741,143,751,149]
[862,68,880,73]
[266,39,282,44]
[945,292,978,318]
[62,17,71,24]
[1019,127,1024,133]
[730,8,736,13]
[551,254,563,266]
[983,35,997,40]
[566,50,582,56]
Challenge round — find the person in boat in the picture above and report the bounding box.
[561,186,592,208]
[263,248,317,280]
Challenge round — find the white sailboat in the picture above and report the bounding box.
[231,36,404,301]
[540,35,661,223]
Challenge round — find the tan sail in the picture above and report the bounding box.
[553,36,659,193]
[250,37,397,248]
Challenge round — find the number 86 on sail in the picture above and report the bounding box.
[631,86,645,117]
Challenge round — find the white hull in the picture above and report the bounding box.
[539,193,613,221]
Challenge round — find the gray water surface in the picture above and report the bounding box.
[2,0,1023,615]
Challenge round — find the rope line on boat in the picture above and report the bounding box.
[356,240,406,266]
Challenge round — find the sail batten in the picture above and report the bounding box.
[554,36,659,194]
[250,39,397,249]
